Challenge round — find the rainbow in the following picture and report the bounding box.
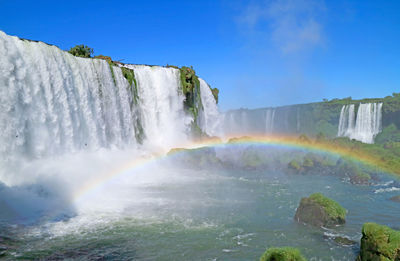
[73,135,396,202]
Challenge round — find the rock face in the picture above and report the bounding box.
[260,247,307,261]
[294,193,346,228]
[357,223,400,261]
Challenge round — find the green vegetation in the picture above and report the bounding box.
[179,66,200,110]
[295,193,346,227]
[376,124,400,144]
[357,223,400,261]
[302,157,314,168]
[288,160,302,171]
[325,137,400,175]
[179,66,207,138]
[68,44,93,58]
[242,149,266,169]
[211,87,219,104]
[260,247,307,261]
[308,193,346,221]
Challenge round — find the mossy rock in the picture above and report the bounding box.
[303,157,314,168]
[357,223,400,261]
[260,247,307,261]
[389,195,400,203]
[167,147,221,169]
[294,193,346,227]
[349,172,371,185]
[288,160,302,172]
[333,236,357,246]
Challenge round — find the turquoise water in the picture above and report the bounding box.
[1,149,400,260]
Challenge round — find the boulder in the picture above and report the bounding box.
[333,236,357,246]
[294,193,346,228]
[357,223,400,261]
[288,160,302,172]
[349,172,371,185]
[260,247,307,261]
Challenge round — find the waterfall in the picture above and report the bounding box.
[265,109,275,133]
[337,103,383,143]
[123,64,192,149]
[198,78,221,137]
[0,31,140,162]
[0,31,210,165]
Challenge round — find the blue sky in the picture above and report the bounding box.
[1,0,399,111]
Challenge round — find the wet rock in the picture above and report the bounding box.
[288,160,303,172]
[349,172,371,185]
[294,193,346,228]
[260,247,307,261]
[390,195,400,202]
[357,222,400,261]
[333,236,357,246]
[167,147,221,169]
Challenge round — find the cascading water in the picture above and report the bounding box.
[0,31,214,222]
[122,64,193,149]
[198,78,221,137]
[265,109,275,133]
[337,103,383,143]
[0,31,138,163]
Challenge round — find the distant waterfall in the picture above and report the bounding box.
[198,78,221,137]
[337,103,383,143]
[265,109,275,133]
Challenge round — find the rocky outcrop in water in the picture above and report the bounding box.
[167,147,222,169]
[357,223,400,261]
[389,195,400,203]
[260,247,307,261]
[294,193,346,228]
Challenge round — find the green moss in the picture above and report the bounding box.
[134,118,144,144]
[120,67,138,105]
[179,66,204,138]
[288,160,302,171]
[211,87,219,104]
[358,223,400,260]
[308,193,346,220]
[107,60,117,86]
[303,157,314,168]
[260,247,307,261]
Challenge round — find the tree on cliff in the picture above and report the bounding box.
[68,45,94,58]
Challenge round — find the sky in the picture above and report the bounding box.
[1,0,399,111]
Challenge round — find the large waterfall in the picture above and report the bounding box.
[0,31,218,165]
[337,103,383,143]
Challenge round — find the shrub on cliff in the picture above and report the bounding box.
[260,247,307,261]
[68,45,93,58]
